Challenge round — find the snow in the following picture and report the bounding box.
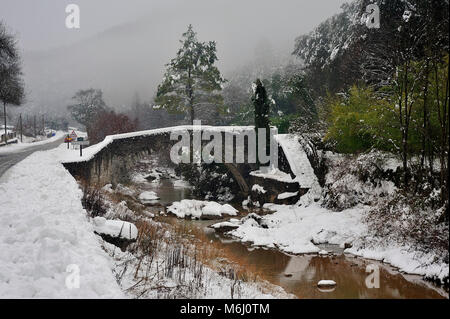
[220,204,239,216]
[346,245,449,282]
[317,280,336,287]
[0,131,65,154]
[201,202,225,217]
[61,125,255,164]
[102,239,292,299]
[229,203,365,254]
[210,221,240,230]
[93,217,138,240]
[139,191,160,202]
[250,167,294,183]
[228,202,449,282]
[251,184,266,194]
[99,199,292,299]
[101,184,114,193]
[277,192,298,200]
[0,144,123,298]
[330,46,339,60]
[275,134,319,188]
[115,184,136,197]
[167,200,238,219]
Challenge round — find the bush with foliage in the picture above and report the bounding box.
[324,86,399,153]
[89,110,138,144]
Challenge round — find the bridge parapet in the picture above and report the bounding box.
[62,126,314,198]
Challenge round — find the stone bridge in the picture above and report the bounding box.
[62,126,317,203]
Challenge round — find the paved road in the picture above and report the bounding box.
[0,138,64,179]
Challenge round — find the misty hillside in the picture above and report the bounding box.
[20,1,338,116]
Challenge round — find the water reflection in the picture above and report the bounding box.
[140,178,193,205]
[173,218,448,299]
[137,177,448,299]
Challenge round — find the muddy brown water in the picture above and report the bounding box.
[139,178,448,299]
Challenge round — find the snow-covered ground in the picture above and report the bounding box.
[1,126,447,298]
[0,144,123,298]
[167,199,238,219]
[101,230,292,299]
[93,217,138,241]
[0,141,288,299]
[222,202,449,283]
[0,131,66,154]
[275,134,319,188]
[227,203,365,254]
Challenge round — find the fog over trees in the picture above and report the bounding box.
[1,0,347,119]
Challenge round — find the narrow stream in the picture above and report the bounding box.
[138,178,448,299]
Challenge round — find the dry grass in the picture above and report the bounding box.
[161,217,266,283]
[83,180,287,298]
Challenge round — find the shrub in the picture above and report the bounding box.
[88,110,138,144]
[324,86,399,153]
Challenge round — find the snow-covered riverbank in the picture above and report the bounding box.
[0,144,123,298]
[0,144,290,298]
[224,202,449,282]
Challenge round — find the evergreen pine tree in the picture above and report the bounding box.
[155,25,226,125]
[252,79,271,165]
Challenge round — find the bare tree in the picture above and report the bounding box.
[0,22,25,144]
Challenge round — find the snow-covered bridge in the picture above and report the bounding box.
[62,126,317,200]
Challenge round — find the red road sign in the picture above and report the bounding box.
[69,130,77,139]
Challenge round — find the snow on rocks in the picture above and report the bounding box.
[211,213,277,234]
[139,191,160,203]
[229,203,366,253]
[250,167,294,183]
[115,184,136,197]
[251,184,267,194]
[227,202,449,283]
[274,134,319,188]
[345,244,450,283]
[209,221,240,233]
[146,171,162,182]
[93,217,138,241]
[105,200,135,220]
[317,280,337,288]
[101,184,114,193]
[167,200,238,220]
[277,192,298,200]
[0,144,123,298]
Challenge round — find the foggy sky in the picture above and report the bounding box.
[0,0,348,115]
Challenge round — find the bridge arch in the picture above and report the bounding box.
[62,127,257,195]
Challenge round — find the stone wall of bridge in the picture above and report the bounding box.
[62,127,307,198]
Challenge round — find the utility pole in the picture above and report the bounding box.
[33,115,36,138]
[3,102,7,145]
[19,114,23,142]
[42,115,44,135]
